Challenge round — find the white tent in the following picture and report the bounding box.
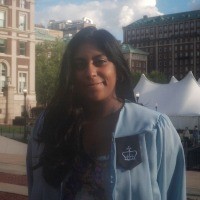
[134,71,200,130]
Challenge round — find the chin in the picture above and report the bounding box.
[85,96,105,103]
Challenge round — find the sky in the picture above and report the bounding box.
[35,0,200,40]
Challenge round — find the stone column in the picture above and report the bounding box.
[4,78,15,124]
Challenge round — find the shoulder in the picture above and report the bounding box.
[27,112,45,157]
[30,111,45,140]
[118,101,171,134]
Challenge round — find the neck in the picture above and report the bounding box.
[83,98,123,121]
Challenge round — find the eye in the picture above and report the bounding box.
[93,58,108,67]
[74,60,86,70]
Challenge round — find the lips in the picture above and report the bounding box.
[87,82,103,86]
[87,81,105,87]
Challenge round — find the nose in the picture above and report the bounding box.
[85,61,97,78]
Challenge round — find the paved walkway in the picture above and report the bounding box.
[186,171,200,199]
[0,136,199,200]
[0,136,28,199]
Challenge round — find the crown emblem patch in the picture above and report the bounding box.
[115,135,142,170]
[122,146,137,161]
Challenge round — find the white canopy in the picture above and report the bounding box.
[134,71,200,129]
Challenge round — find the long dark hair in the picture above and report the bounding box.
[37,26,134,187]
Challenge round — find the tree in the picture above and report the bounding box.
[147,70,167,84]
[35,39,66,106]
[131,70,167,89]
[131,71,143,88]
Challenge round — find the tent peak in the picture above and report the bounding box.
[169,76,178,83]
[181,71,200,87]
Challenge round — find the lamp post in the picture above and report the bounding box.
[155,103,158,111]
[23,88,27,140]
[135,92,140,103]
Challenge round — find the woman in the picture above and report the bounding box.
[27,26,186,200]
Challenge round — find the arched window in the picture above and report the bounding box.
[0,62,7,92]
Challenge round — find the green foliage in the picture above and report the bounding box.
[0,125,24,134]
[131,70,167,88]
[131,71,143,88]
[147,70,167,83]
[35,39,66,106]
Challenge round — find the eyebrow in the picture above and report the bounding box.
[73,54,107,60]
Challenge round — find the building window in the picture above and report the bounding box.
[19,41,26,55]
[0,62,7,92]
[0,39,6,53]
[18,72,27,93]
[19,14,26,30]
[0,11,5,28]
[20,0,25,8]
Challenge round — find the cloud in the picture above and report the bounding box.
[189,0,200,10]
[35,0,162,40]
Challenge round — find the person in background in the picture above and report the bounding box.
[183,127,192,147]
[26,26,186,200]
[193,125,199,146]
[184,127,191,139]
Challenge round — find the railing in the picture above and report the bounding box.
[0,124,199,169]
[181,135,200,171]
[0,124,31,143]
[185,145,200,171]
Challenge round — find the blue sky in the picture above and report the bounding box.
[35,0,200,40]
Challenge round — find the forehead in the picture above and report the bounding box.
[74,42,106,58]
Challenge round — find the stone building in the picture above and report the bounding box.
[47,17,95,40]
[35,27,63,44]
[123,10,200,80]
[0,0,36,124]
[121,44,148,73]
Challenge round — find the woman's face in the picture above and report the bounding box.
[73,42,117,103]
